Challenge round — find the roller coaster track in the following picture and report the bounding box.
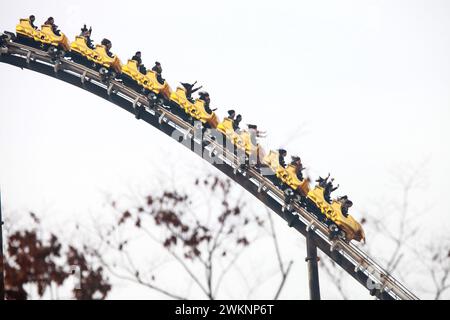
[0,38,419,300]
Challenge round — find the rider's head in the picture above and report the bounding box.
[101,38,112,50]
[153,61,162,74]
[199,91,210,103]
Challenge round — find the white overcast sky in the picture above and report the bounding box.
[1,0,449,299]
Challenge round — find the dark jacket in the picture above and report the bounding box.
[152,65,165,84]
[86,37,94,49]
[296,166,304,180]
[156,74,164,85]
[324,182,338,202]
[233,119,241,132]
[279,154,286,168]
[325,183,338,195]
[138,65,147,74]
[204,103,212,114]
[105,49,113,58]
[131,55,142,65]
[45,21,60,36]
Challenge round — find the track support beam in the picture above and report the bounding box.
[305,231,321,300]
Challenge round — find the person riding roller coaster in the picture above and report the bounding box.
[44,17,61,36]
[325,178,339,202]
[248,124,258,145]
[290,156,306,180]
[198,91,213,114]
[227,109,236,121]
[233,114,242,133]
[180,81,203,102]
[152,61,164,85]
[29,15,37,30]
[131,51,147,74]
[337,195,353,217]
[247,124,267,145]
[80,24,94,49]
[278,149,287,168]
[101,38,114,58]
[316,174,339,203]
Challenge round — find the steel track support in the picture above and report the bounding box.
[305,231,321,300]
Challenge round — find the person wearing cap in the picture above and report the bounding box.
[44,17,60,36]
[29,15,37,29]
[278,149,287,168]
[199,91,212,114]
[152,61,165,84]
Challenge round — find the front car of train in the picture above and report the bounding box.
[15,18,70,52]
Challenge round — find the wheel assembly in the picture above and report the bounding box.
[328,223,339,240]
[4,32,16,41]
[147,92,158,106]
[338,230,346,241]
[99,67,109,81]
[1,33,12,45]
[47,46,58,58]
[284,187,295,204]
[284,188,294,197]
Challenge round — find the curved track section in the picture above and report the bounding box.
[0,38,418,300]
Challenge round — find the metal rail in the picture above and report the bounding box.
[0,38,419,300]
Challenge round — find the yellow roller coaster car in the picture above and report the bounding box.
[263,150,310,196]
[170,87,219,127]
[240,131,258,155]
[217,118,243,146]
[217,119,263,157]
[307,186,365,242]
[121,60,172,99]
[70,36,122,73]
[16,19,70,51]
